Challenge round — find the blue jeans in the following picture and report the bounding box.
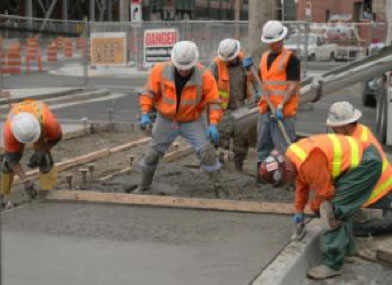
[256,113,296,162]
[142,114,220,172]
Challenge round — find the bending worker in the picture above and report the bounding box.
[257,20,300,182]
[1,99,62,209]
[209,38,254,171]
[259,134,382,280]
[326,101,392,236]
[136,41,222,193]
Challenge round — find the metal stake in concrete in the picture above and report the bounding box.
[128,155,135,167]
[79,168,88,185]
[87,163,95,183]
[81,117,89,134]
[65,174,73,190]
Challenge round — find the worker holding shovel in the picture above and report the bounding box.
[259,134,383,280]
[209,38,255,171]
[1,99,62,209]
[255,20,300,183]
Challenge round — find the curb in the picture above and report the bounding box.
[253,219,323,285]
[0,88,84,106]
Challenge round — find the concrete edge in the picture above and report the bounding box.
[252,219,323,285]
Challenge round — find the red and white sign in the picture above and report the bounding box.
[143,28,178,68]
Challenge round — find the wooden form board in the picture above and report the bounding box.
[47,190,313,215]
[14,137,152,184]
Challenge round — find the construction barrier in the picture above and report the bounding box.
[76,37,85,52]
[1,42,21,75]
[64,38,73,57]
[47,41,57,62]
[56,36,63,51]
[26,37,43,73]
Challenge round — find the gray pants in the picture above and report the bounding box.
[256,113,296,162]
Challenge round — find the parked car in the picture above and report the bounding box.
[285,33,337,62]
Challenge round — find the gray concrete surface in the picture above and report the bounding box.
[2,201,293,285]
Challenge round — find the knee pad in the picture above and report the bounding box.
[144,149,161,166]
[200,144,217,167]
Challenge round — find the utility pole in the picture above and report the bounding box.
[387,0,392,45]
[248,0,277,61]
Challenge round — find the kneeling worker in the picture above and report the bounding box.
[259,134,382,279]
[1,99,62,209]
[136,41,222,193]
[326,101,392,236]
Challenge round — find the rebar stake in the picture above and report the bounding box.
[81,117,88,134]
[128,155,135,167]
[87,163,95,183]
[65,174,73,190]
[79,168,88,185]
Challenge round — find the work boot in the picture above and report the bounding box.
[234,160,243,172]
[5,200,14,210]
[320,201,341,230]
[37,190,49,199]
[133,170,155,194]
[307,264,342,280]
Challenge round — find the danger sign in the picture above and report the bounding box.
[144,29,178,68]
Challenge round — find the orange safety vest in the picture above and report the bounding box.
[140,62,221,124]
[214,51,252,110]
[352,124,392,207]
[258,48,299,117]
[286,134,365,180]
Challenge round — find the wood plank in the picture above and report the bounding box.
[13,137,151,185]
[47,190,313,215]
[376,247,392,265]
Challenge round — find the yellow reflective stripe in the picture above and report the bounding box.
[209,104,221,110]
[383,161,387,172]
[219,90,229,98]
[162,97,175,105]
[328,134,342,178]
[361,126,368,141]
[368,177,392,202]
[347,136,359,169]
[288,144,306,162]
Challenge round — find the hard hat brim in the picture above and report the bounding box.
[326,109,362,127]
[261,26,288,44]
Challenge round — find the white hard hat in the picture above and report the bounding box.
[326,101,362,127]
[261,20,288,44]
[218,39,241,62]
[171,41,199,70]
[11,112,41,144]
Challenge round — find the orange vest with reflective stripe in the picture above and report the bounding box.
[152,63,220,123]
[214,52,252,110]
[258,49,299,116]
[286,134,365,180]
[352,124,392,207]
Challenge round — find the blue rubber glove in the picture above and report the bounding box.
[140,114,152,128]
[242,56,254,68]
[207,124,220,144]
[292,213,305,224]
[275,107,284,120]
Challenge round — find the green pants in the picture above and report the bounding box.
[321,145,382,270]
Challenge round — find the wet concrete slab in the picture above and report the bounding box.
[2,201,293,285]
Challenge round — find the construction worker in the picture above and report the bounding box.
[136,41,222,193]
[259,134,382,280]
[1,99,62,209]
[326,101,392,236]
[209,38,254,171]
[257,20,300,182]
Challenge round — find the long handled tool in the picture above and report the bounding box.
[242,57,292,146]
